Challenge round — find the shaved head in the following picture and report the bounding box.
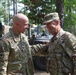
[12,13,29,35]
[13,13,29,24]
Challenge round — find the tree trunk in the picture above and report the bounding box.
[55,0,64,28]
[13,0,17,16]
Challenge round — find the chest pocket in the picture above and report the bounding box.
[9,40,28,63]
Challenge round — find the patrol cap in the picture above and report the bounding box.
[43,12,59,24]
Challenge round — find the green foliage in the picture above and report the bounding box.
[22,0,56,24]
[0,1,8,24]
[64,0,76,34]
[0,0,76,34]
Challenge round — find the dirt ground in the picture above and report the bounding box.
[34,69,71,75]
[34,69,50,75]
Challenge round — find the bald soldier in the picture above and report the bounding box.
[0,13,46,75]
[44,12,76,75]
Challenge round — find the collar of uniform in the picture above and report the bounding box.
[9,28,21,42]
[56,28,65,39]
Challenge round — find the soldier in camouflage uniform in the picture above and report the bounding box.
[0,13,47,75]
[43,12,76,75]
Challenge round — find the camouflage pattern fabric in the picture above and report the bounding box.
[0,28,34,75]
[47,29,76,75]
[0,28,47,75]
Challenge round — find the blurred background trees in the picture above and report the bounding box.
[0,0,76,34]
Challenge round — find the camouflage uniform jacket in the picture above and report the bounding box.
[47,29,76,75]
[0,28,34,75]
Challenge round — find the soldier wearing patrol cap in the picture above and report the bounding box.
[44,12,76,75]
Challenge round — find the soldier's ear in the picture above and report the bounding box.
[56,20,59,26]
[16,23,19,27]
[15,21,19,26]
[17,24,19,26]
